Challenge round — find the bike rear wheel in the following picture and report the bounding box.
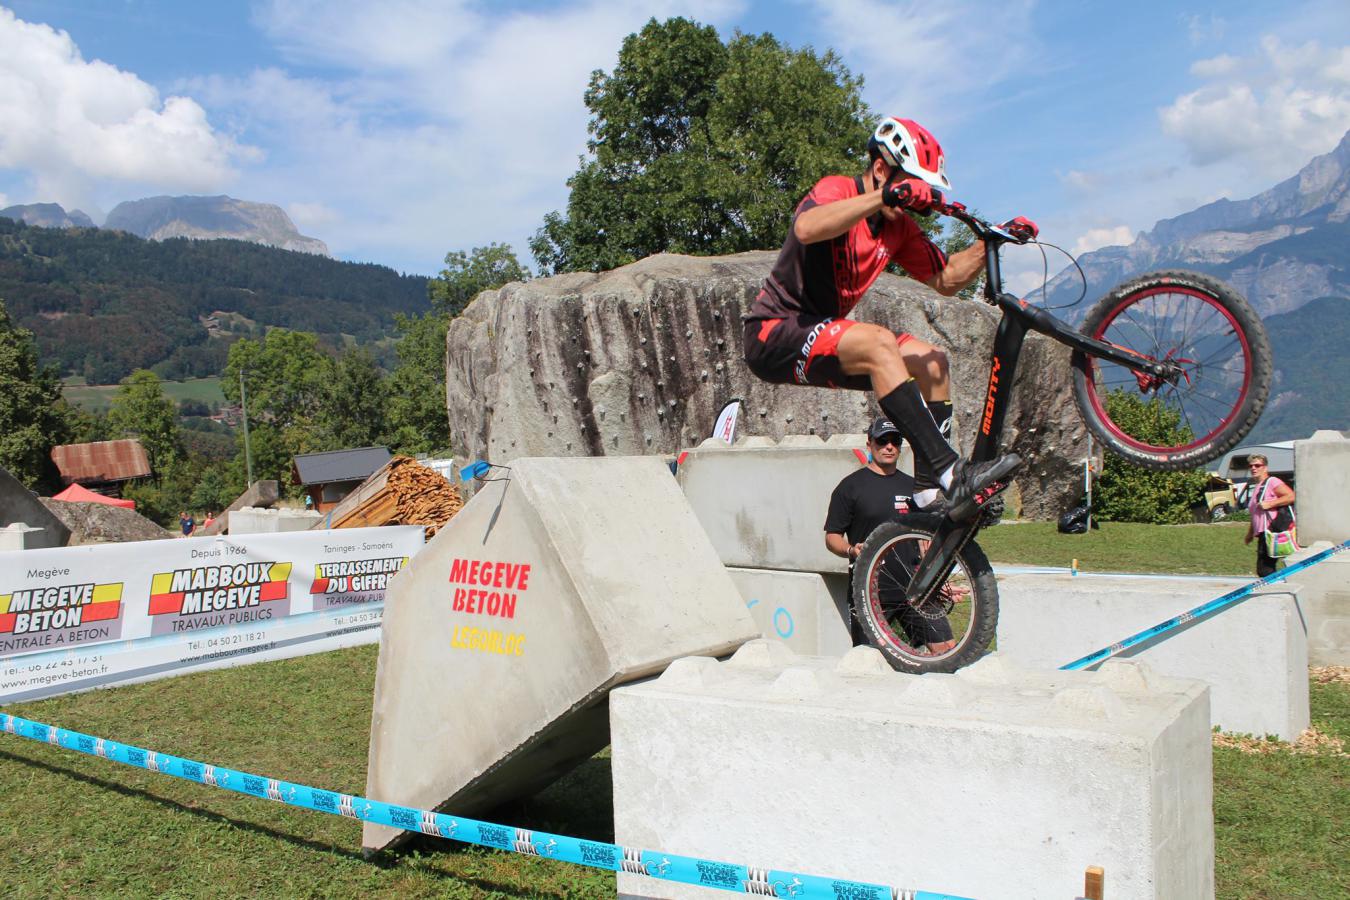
[1072,270,1271,471]
[851,514,998,674]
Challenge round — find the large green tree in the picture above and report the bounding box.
[428,243,530,318]
[222,330,331,433]
[531,17,871,273]
[1094,392,1211,524]
[107,370,183,477]
[0,298,71,489]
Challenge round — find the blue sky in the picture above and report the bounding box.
[1,1,1347,290]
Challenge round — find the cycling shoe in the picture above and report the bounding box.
[944,454,1022,523]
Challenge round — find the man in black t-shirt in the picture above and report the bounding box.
[824,417,954,652]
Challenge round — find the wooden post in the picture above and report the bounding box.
[1084,865,1105,900]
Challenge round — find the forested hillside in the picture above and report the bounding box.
[1249,295,1350,442]
[0,218,429,382]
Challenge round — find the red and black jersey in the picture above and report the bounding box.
[750,175,948,320]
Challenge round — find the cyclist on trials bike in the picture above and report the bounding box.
[743,116,1037,521]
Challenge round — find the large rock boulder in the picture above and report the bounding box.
[445,252,1095,520]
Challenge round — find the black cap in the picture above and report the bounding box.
[868,417,902,441]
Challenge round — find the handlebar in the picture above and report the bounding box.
[931,198,1030,246]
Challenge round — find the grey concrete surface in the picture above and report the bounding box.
[1294,430,1350,544]
[226,506,323,534]
[726,567,853,656]
[996,573,1309,740]
[611,644,1213,900]
[0,466,69,547]
[1287,542,1350,666]
[362,456,758,854]
[677,433,911,574]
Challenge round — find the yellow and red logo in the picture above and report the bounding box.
[309,557,408,595]
[0,583,123,634]
[149,562,291,616]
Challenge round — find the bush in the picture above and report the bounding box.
[1093,392,1210,525]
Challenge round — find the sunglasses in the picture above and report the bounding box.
[1248,463,1266,470]
[873,435,902,447]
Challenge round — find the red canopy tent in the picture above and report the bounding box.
[51,483,136,509]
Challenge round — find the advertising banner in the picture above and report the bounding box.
[0,526,424,702]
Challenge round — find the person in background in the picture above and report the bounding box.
[824,418,955,654]
[1243,454,1295,577]
[202,510,216,531]
[178,510,195,538]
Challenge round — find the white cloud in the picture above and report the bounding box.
[1060,169,1105,192]
[0,8,252,209]
[1071,225,1135,256]
[800,0,1039,130]
[1184,13,1227,46]
[287,201,341,232]
[1160,36,1350,175]
[193,0,749,271]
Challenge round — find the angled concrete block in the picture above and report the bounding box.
[1287,543,1350,666]
[611,644,1213,900]
[677,434,913,574]
[363,456,758,853]
[725,567,852,656]
[996,573,1308,739]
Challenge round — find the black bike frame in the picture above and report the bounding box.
[903,207,1182,605]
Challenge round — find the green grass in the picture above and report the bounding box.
[2,648,1344,898]
[0,645,614,898]
[62,376,226,414]
[0,523,1342,897]
[980,520,1254,576]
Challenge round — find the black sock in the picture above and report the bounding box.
[914,400,955,492]
[878,382,958,478]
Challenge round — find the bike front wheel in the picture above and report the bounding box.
[851,514,998,674]
[1071,269,1272,471]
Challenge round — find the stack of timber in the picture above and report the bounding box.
[323,456,464,536]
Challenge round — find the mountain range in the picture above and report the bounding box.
[0,195,328,256]
[1034,129,1350,318]
[1030,130,1349,442]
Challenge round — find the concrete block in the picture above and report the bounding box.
[227,506,324,534]
[611,643,1213,900]
[726,567,853,656]
[0,466,69,547]
[996,573,1308,739]
[0,523,49,551]
[1294,431,1350,543]
[363,456,758,854]
[1287,542,1350,666]
[677,434,913,574]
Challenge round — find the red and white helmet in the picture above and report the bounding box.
[868,116,951,191]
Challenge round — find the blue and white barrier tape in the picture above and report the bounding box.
[1060,539,1349,671]
[0,712,972,900]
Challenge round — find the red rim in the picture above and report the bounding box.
[1086,284,1252,456]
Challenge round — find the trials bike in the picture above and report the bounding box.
[853,202,1272,673]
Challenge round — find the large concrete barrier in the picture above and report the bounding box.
[226,506,323,534]
[1287,542,1350,666]
[1295,430,1350,544]
[363,456,758,854]
[726,567,853,656]
[677,434,912,574]
[0,466,69,548]
[611,643,1213,900]
[996,573,1308,740]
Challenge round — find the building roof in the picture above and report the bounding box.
[292,446,392,486]
[51,439,152,485]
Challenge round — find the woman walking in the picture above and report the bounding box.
[1243,454,1296,576]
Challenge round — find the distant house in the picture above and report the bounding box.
[292,446,392,513]
[50,439,152,497]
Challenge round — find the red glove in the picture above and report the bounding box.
[1000,216,1038,241]
[882,177,940,212]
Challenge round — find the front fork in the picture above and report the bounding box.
[904,294,1178,606]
